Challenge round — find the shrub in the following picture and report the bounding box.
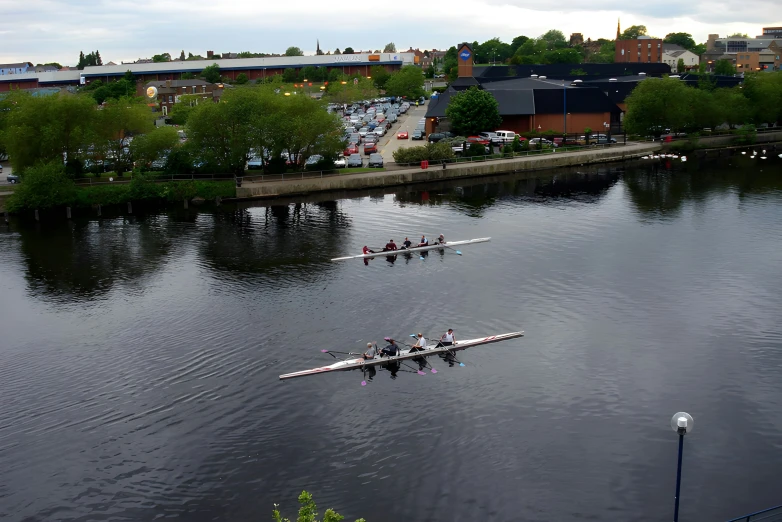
[6,161,78,212]
[465,142,488,157]
[392,143,454,163]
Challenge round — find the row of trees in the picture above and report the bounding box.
[624,73,782,135]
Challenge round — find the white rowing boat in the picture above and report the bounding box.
[330,237,491,261]
[278,331,523,380]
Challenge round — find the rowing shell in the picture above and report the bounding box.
[330,237,491,261]
[278,331,523,380]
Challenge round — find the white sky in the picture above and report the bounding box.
[1,0,781,65]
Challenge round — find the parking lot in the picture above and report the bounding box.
[0,162,11,186]
[377,103,428,162]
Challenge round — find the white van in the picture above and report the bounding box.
[495,130,516,143]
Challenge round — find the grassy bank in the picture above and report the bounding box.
[6,163,235,213]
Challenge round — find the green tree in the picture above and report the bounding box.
[152,53,172,63]
[235,73,249,85]
[445,87,502,136]
[728,33,748,38]
[6,161,77,212]
[543,48,582,64]
[692,43,706,55]
[623,77,693,135]
[713,59,736,75]
[619,25,648,40]
[475,37,513,64]
[123,70,135,84]
[181,72,196,80]
[370,65,391,90]
[285,46,304,56]
[91,79,136,104]
[343,47,354,54]
[130,127,180,167]
[742,72,782,125]
[201,63,221,84]
[664,32,696,51]
[282,68,298,83]
[443,46,458,81]
[510,35,530,54]
[94,97,154,173]
[383,42,396,52]
[383,65,425,99]
[587,40,615,63]
[272,491,365,522]
[539,30,567,50]
[425,64,436,78]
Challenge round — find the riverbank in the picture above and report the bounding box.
[234,142,662,199]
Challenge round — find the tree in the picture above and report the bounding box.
[623,77,693,135]
[677,58,685,73]
[543,48,582,64]
[123,70,135,84]
[692,43,707,56]
[664,32,696,51]
[235,73,249,85]
[91,79,136,104]
[370,65,391,90]
[333,48,341,55]
[285,46,304,56]
[445,87,502,136]
[475,37,513,64]
[713,59,736,75]
[94,97,154,173]
[510,35,530,54]
[728,33,748,38]
[6,161,78,212]
[130,127,179,168]
[273,491,365,522]
[282,68,298,83]
[425,65,436,78]
[343,47,354,54]
[95,50,103,66]
[181,72,196,80]
[383,42,396,53]
[443,46,458,81]
[201,63,221,84]
[619,25,648,40]
[152,53,172,63]
[383,65,425,99]
[539,30,567,50]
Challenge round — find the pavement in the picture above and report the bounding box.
[377,103,428,162]
[0,162,10,186]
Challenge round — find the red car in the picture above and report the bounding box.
[467,136,490,145]
[364,142,378,155]
[397,131,408,139]
[344,143,359,156]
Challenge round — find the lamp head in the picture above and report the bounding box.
[671,412,694,435]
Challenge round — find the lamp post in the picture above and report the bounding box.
[671,412,694,522]
[563,81,567,137]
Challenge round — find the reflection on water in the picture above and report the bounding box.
[1,155,782,522]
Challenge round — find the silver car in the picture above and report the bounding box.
[368,153,384,168]
[347,154,363,168]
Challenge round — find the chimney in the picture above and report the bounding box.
[207,50,214,58]
[457,42,474,78]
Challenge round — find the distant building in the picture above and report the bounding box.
[615,36,663,63]
[0,62,34,75]
[569,33,584,47]
[142,79,224,116]
[762,27,782,37]
[662,45,699,72]
[34,65,60,73]
[706,32,782,54]
[735,46,782,72]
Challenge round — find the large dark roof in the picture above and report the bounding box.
[488,90,536,115]
[474,62,672,81]
[449,76,480,89]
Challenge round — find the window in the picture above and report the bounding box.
[192,86,196,93]
[202,86,206,93]
[168,95,173,102]
[648,43,652,48]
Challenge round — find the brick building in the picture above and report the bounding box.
[615,36,663,63]
[142,79,224,116]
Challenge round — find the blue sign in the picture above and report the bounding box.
[459,49,472,61]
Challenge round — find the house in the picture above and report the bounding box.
[736,47,782,71]
[615,36,663,63]
[0,62,34,75]
[662,45,699,72]
[142,79,224,116]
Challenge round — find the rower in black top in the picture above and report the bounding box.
[401,237,413,250]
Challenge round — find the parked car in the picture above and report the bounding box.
[595,136,617,144]
[7,174,20,184]
[495,130,516,143]
[478,131,502,145]
[349,133,361,144]
[412,129,424,140]
[367,121,378,131]
[427,133,445,143]
[368,153,384,168]
[364,142,378,155]
[305,154,323,167]
[334,155,347,168]
[467,136,490,145]
[358,127,370,138]
[373,126,386,137]
[347,154,363,167]
[529,138,557,148]
[344,143,359,156]
[397,131,408,139]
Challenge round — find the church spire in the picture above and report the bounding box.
[316,39,322,56]
[616,18,621,39]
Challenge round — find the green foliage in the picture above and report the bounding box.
[181,72,196,80]
[474,37,513,64]
[343,47,354,54]
[77,50,102,70]
[677,58,685,73]
[324,77,378,105]
[742,72,782,124]
[201,63,221,84]
[6,161,78,212]
[370,65,391,90]
[285,46,304,57]
[734,124,757,145]
[664,32,697,51]
[282,68,299,83]
[538,29,567,50]
[619,25,648,40]
[392,143,454,163]
[152,53,171,63]
[383,65,425,99]
[91,79,136,104]
[95,97,155,173]
[587,40,615,63]
[713,59,736,76]
[570,68,588,76]
[510,35,530,54]
[466,142,489,157]
[272,491,364,522]
[235,73,249,85]
[130,127,179,167]
[383,42,396,53]
[445,87,502,137]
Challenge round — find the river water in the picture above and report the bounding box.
[1,153,782,522]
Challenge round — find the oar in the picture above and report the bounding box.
[361,364,367,386]
[441,244,462,255]
[320,349,360,356]
[402,340,437,374]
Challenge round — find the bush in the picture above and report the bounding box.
[306,157,335,171]
[465,142,488,157]
[503,144,514,154]
[734,124,757,145]
[512,136,524,152]
[392,143,454,164]
[6,161,78,212]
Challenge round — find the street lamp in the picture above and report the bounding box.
[671,412,694,522]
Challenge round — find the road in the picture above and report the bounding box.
[0,162,11,186]
[377,103,428,163]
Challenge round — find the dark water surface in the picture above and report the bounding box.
[2,155,782,522]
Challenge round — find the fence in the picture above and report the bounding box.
[725,504,782,522]
[634,126,782,143]
[72,173,233,186]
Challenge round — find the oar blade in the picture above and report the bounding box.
[417,370,426,375]
[320,349,329,353]
[456,250,462,255]
[361,380,367,386]
[431,368,438,374]
[459,362,465,367]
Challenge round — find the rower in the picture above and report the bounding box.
[401,237,412,250]
[439,328,456,347]
[410,333,427,352]
[383,239,398,252]
[381,338,400,357]
[362,246,375,255]
[437,234,446,245]
[363,342,377,360]
[417,235,428,247]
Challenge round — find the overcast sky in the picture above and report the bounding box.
[2,0,781,65]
